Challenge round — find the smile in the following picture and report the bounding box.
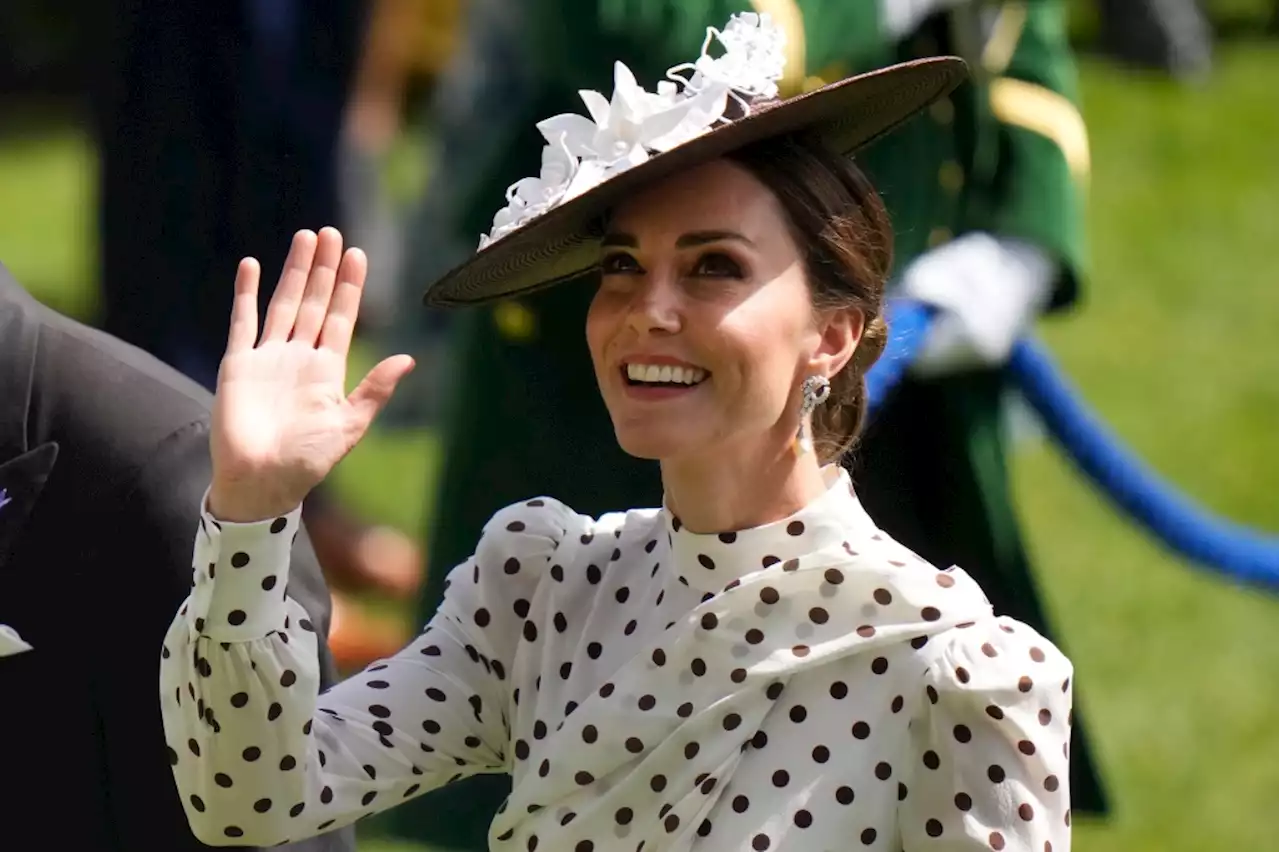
[623,363,709,387]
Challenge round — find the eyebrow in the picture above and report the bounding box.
[600,230,756,249]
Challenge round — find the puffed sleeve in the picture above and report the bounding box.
[160,494,581,847]
[899,617,1074,851]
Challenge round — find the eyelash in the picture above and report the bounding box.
[599,251,745,279]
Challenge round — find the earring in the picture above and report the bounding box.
[794,375,831,455]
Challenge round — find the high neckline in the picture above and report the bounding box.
[662,465,881,593]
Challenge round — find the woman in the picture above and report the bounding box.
[162,14,1073,851]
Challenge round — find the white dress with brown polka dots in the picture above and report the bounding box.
[161,467,1074,851]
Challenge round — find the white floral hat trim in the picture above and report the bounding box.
[476,13,787,251]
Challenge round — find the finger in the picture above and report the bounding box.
[225,258,261,354]
[261,230,319,342]
[318,247,368,355]
[290,227,345,346]
[345,354,416,431]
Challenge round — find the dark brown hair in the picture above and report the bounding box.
[725,134,894,464]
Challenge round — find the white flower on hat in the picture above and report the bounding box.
[671,12,787,102]
[479,133,598,249]
[477,12,787,249]
[536,61,704,172]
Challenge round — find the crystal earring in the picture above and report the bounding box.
[794,375,831,455]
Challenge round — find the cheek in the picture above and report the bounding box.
[584,291,617,374]
[712,309,806,413]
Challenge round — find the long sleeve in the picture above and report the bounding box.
[160,494,579,847]
[100,418,351,852]
[900,617,1073,850]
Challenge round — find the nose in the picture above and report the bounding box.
[624,273,682,337]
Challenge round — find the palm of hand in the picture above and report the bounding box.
[209,228,414,521]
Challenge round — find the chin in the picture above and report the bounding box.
[612,425,691,461]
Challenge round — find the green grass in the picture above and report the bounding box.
[0,45,1274,852]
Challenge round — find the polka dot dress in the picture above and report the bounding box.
[161,467,1074,850]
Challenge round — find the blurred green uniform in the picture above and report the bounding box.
[394,2,1107,848]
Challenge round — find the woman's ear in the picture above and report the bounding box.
[808,307,864,378]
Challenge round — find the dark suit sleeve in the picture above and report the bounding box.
[93,417,355,852]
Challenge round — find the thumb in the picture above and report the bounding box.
[347,354,416,427]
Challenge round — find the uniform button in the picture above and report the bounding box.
[493,301,537,342]
[938,161,964,194]
[929,98,954,125]
[927,227,953,248]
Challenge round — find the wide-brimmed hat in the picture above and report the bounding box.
[424,13,966,308]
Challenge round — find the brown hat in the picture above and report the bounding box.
[424,13,966,308]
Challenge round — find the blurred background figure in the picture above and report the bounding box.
[1094,0,1215,80]
[85,0,424,670]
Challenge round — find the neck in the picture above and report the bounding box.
[660,436,830,533]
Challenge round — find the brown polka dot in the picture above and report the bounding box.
[745,628,764,645]
[936,573,956,588]
[789,705,808,723]
[792,644,810,658]
[890,695,904,713]
[926,685,939,705]
[871,656,888,675]
[650,774,667,792]
[986,705,1005,720]
[874,761,892,780]
[786,521,805,536]
[1030,646,1047,662]
[823,568,844,585]
[856,624,876,638]
[873,588,892,605]
[1018,803,1034,821]
[1018,676,1034,693]
[851,721,870,739]
[954,724,972,743]
[809,607,830,625]
[921,606,941,621]
[860,827,876,844]
[981,643,999,657]
[701,613,718,630]
[836,786,855,805]
[731,667,747,683]
[794,809,813,828]
[988,764,1006,783]
[1018,740,1036,755]
[829,681,848,699]
[718,532,737,543]
[1044,775,1060,792]
[697,554,715,570]
[923,751,940,770]
[781,558,801,572]
[771,769,789,787]
[926,819,943,837]
[759,587,779,605]
[762,555,780,567]
[751,833,769,850]
[955,666,970,683]
[955,792,972,811]
[989,832,1006,850]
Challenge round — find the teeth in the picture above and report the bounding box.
[626,363,707,385]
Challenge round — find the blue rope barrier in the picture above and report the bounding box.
[867,300,1279,592]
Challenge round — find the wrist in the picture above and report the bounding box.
[207,480,302,524]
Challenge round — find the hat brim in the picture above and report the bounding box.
[424,56,968,308]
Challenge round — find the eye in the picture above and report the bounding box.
[600,251,641,275]
[691,251,744,279]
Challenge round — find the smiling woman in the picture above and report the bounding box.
[160,13,1074,852]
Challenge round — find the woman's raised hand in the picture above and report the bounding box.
[208,228,415,522]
